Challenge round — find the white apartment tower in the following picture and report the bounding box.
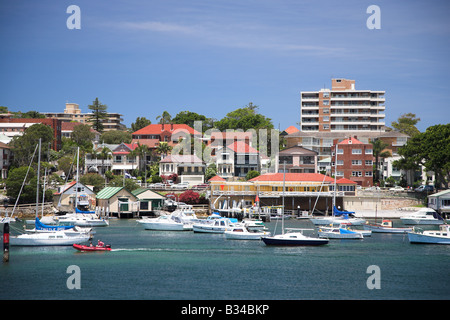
[300,79,385,132]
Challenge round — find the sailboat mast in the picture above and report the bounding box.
[35,138,41,218]
[75,147,79,210]
[333,143,337,215]
[282,161,286,234]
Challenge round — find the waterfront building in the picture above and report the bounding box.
[131,188,166,214]
[278,144,317,173]
[53,181,96,212]
[300,78,385,133]
[96,186,140,218]
[428,190,450,218]
[331,136,374,187]
[209,172,346,214]
[44,102,126,132]
[159,154,205,185]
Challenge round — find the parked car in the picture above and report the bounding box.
[389,186,404,192]
[171,182,190,189]
[415,185,434,192]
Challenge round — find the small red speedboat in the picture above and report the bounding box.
[73,243,112,251]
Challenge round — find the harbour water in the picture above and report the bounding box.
[1,218,449,300]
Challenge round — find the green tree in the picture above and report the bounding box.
[204,163,217,181]
[108,175,139,191]
[156,111,172,124]
[10,124,54,166]
[6,167,37,203]
[80,173,106,192]
[71,123,95,151]
[391,113,421,137]
[88,98,108,132]
[100,130,132,144]
[155,141,172,158]
[245,170,260,181]
[395,124,450,188]
[214,103,274,132]
[371,138,392,183]
[131,117,151,132]
[172,111,213,131]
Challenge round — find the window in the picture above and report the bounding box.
[336,171,344,176]
[365,149,373,154]
[323,116,329,122]
[365,160,373,165]
[352,171,362,177]
[365,171,373,176]
[337,160,344,166]
[352,149,362,154]
[337,148,344,154]
[351,160,362,165]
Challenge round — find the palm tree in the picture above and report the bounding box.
[156,141,172,159]
[98,146,112,177]
[371,138,392,183]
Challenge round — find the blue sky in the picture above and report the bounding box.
[1,0,449,132]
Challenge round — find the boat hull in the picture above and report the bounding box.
[262,236,328,246]
[400,218,443,225]
[310,217,365,226]
[318,232,363,239]
[408,232,450,244]
[192,225,228,233]
[10,233,90,246]
[73,244,112,251]
[364,224,412,233]
[225,231,269,240]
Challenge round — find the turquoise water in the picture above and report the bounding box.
[1,219,449,300]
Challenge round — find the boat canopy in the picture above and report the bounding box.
[35,217,74,231]
[333,206,355,216]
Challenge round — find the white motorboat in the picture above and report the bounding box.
[225,226,270,240]
[400,208,445,225]
[137,214,191,231]
[58,213,109,227]
[10,230,90,246]
[192,217,235,233]
[408,224,450,244]
[262,228,329,246]
[364,219,413,233]
[242,218,267,232]
[171,205,198,224]
[318,224,364,239]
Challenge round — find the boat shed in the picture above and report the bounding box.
[428,190,450,218]
[131,188,165,216]
[53,181,96,212]
[96,187,139,218]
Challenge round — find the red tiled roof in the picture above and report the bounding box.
[336,178,357,184]
[208,175,226,182]
[132,124,198,135]
[339,136,363,145]
[284,126,299,134]
[249,173,334,182]
[227,141,258,154]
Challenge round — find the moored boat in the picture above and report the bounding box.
[364,219,413,233]
[318,224,364,239]
[408,224,450,244]
[224,226,270,240]
[400,208,445,225]
[137,214,191,231]
[262,228,329,246]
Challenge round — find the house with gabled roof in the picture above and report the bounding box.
[96,186,139,218]
[131,123,199,150]
[131,188,166,215]
[53,181,96,212]
[159,154,205,185]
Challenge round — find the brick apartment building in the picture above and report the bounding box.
[331,136,374,187]
[0,117,62,150]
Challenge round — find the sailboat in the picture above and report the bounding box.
[261,162,329,246]
[309,145,365,226]
[10,139,90,246]
[56,147,109,227]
